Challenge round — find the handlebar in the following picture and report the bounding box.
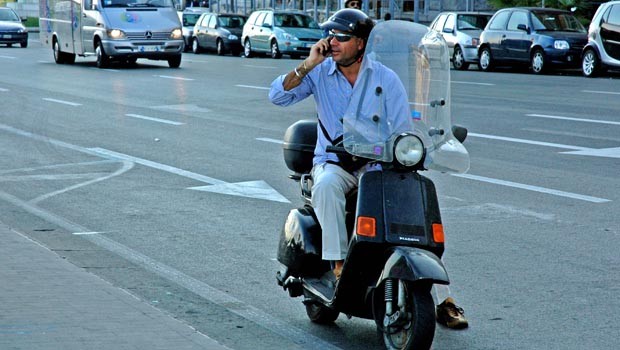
[326,145,347,154]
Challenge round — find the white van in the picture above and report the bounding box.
[39,0,184,68]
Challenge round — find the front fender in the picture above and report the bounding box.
[378,247,449,286]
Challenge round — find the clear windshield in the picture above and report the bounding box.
[343,20,469,173]
[531,12,586,32]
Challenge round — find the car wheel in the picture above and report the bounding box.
[479,47,493,72]
[452,46,469,70]
[168,54,182,68]
[20,40,27,48]
[192,38,202,54]
[531,49,546,74]
[244,39,253,58]
[184,38,191,52]
[582,49,600,78]
[216,38,226,56]
[270,40,282,59]
[95,42,110,68]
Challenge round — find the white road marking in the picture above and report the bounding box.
[452,81,495,86]
[236,84,270,90]
[526,114,620,126]
[153,104,210,113]
[125,113,185,125]
[256,137,283,144]
[562,147,620,158]
[0,173,110,181]
[0,191,340,350]
[43,98,82,106]
[0,87,8,92]
[0,55,16,59]
[582,90,620,95]
[453,173,610,203]
[468,132,590,151]
[156,75,194,81]
[72,231,105,235]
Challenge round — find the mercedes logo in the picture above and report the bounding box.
[145,31,152,39]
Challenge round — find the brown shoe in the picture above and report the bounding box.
[332,260,344,280]
[436,297,469,329]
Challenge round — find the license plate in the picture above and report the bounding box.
[138,45,160,52]
[2,35,12,39]
[303,42,313,48]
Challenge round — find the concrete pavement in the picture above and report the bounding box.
[0,221,230,350]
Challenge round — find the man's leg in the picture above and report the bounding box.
[310,163,357,277]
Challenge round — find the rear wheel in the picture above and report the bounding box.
[168,54,182,68]
[377,280,435,350]
[452,46,469,70]
[582,49,600,77]
[531,49,546,74]
[478,47,493,72]
[244,39,253,58]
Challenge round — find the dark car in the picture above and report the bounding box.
[0,7,28,48]
[478,7,587,74]
[192,12,247,56]
[582,0,620,77]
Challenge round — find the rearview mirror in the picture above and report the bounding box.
[517,24,529,33]
[452,125,468,143]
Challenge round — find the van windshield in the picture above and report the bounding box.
[102,0,175,8]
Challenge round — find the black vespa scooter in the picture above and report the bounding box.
[276,21,470,350]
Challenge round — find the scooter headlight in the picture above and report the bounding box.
[394,134,424,167]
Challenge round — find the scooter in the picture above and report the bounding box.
[276,21,470,350]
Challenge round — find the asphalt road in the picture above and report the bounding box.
[1,35,619,350]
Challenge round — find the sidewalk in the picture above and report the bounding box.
[0,222,230,350]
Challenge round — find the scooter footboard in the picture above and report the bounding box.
[378,247,449,285]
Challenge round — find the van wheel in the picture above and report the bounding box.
[478,47,493,72]
[168,54,182,68]
[96,43,110,68]
[531,49,546,74]
[270,40,282,59]
[452,46,469,70]
[53,39,65,64]
[582,49,600,77]
[20,40,27,48]
[244,39,253,58]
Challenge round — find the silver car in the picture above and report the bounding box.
[582,0,620,77]
[430,11,493,70]
[241,10,323,59]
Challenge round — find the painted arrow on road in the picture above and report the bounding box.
[89,148,290,203]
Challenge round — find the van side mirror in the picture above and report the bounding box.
[452,125,468,143]
[517,24,529,33]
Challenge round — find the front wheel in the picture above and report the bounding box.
[244,39,253,58]
[168,54,182,68]
[531,49,546,74]
[270,40,282,59]
[95,42,110,68]
[582,49,601,78]
[478,47,493,72]
[378,280,435,350]
[452,46,469,70]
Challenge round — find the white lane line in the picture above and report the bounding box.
[526,114,620,126]
[0,173,110,181]
[156,75,194,81]
[452,81,495,86]
[0,87,8,92]
[72,231,106,235]
[236,84,270,90]
[256,137,283,144]
[43,98,82,106]
[454,173,610,203]
[0,55,16,59]
[582,90,620,95]
[0,190,341,350]
[125,114,185,126]
[468,132,590,151]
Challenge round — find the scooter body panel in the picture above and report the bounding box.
[378,246,449,285]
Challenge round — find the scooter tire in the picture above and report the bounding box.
[380,281,435,350]
[305,303,339,324]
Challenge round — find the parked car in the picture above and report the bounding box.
[242,9,323,59]
[430,11,493,70]
[0,7,28,48]
[478,7,587,74]
[582,0,620,77]
[192,12,246,56]
[178,7,209,52]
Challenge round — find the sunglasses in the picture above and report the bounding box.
[326,31,356,43]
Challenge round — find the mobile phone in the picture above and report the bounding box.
[322,42,332,56]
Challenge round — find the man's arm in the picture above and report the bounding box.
[281,38,331,91]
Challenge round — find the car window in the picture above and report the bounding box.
[247,11,259,25]
[254,12,267,26]
[274,14,318,29]
[488,10,510,30]
[506,11,528,31]
[607,4,620,25]
[433,14,448,31]
[444,14,455,32]
[263,12,273,27]
[457,14,491,30]
[531,11,586,32]
[219,16,246,28]
[0,8,20,21]
[207,15,216,29]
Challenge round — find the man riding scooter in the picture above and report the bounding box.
[269,9,468,329]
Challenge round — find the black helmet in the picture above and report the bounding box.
[321,9,374,40]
